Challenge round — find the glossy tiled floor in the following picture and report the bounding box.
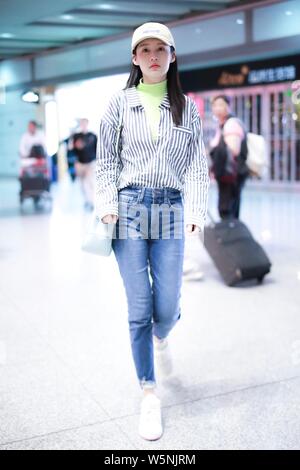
[0,176,300,450]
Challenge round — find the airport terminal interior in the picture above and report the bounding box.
[0,0,300,450]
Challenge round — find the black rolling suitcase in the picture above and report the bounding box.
[204,216,271,286]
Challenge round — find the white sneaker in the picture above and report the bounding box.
[154,337,173,377]
[183,271,204,282]
[183,259,196,275]
[183,260,204,281]
[139,394,163,441]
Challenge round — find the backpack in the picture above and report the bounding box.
[29,145,46,159]
[210,136,238,184]
[246,132,268,178]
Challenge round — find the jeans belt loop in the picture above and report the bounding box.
[164,188,169,205]
[138,187,145,203]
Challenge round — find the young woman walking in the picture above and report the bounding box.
[96,22,210,441]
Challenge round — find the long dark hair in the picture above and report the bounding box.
[125,46,185,127]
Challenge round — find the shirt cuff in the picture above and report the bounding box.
[184,212,205,233]
[96,203,119,221]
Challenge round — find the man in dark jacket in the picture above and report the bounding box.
[72,118,97,211]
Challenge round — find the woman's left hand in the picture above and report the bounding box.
[186,224,200,234]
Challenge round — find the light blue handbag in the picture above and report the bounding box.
[82,93,124,257]
[81,216,115,257]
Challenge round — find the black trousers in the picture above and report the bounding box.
[217,175,247,220]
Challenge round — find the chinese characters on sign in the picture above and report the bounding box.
[248,66,296,84]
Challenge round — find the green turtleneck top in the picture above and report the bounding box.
[137,78,167,141]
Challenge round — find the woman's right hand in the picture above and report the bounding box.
[102,214,118,224]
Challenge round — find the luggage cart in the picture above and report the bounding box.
[19,156,52,211]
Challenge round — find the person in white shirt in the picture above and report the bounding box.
[96,22,210,442]
[19,121,46,159]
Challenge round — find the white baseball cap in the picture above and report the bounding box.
[131,22,176,53]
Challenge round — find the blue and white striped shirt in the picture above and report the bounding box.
[96,86,210,230]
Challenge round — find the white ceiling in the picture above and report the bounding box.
[0,0,251,60]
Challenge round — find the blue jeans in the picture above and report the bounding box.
[112,186,185,389]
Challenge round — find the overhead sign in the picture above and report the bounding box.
[180,55,300,92]
[248,65,296,84]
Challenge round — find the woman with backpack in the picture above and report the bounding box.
[210,95,249,220]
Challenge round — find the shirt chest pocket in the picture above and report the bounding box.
[169,126,192,164]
